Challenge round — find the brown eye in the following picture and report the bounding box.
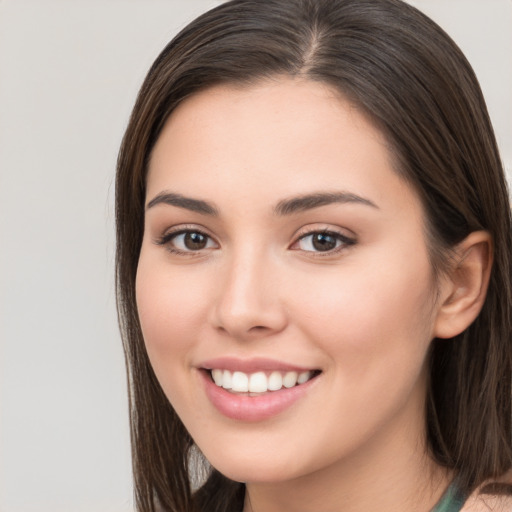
[295,231,355,253]
[311,233,338,251]
[158,230,217,253]
[184,232,208,250]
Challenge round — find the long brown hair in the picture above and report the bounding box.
[115,1,512,510]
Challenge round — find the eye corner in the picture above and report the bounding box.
[154,226,219,256]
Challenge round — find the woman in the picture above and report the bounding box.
[115,0,512,510]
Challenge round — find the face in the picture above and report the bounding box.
[136,79,441,484]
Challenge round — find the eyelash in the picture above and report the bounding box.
[155,226,216,256]
[155,227,356,256]
[293,229,356,256]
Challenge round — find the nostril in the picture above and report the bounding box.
[246,325,273,336]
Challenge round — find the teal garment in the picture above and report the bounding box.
[431,481,467,512]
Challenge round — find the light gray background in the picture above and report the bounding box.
[0,1,510,511]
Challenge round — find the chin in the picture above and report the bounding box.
[204,450,310,485]
[214,466,295,485]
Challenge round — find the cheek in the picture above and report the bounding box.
[135,256,210,363]
[286,260,436,444]
[289,253,436,368]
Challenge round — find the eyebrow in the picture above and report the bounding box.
[146,192,219,216]
[146,190,378,216]
[274,191,378,215]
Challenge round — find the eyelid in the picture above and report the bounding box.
[153,223,355,256]
[154,224,219,254]
[290,225,357,255]
[293,223,355,239]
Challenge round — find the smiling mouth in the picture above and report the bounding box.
[208,369,321,394]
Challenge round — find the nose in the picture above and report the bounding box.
[210,249,288,341]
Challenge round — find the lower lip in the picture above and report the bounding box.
[200,370,318,422]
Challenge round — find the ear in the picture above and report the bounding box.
[434,231,493,339]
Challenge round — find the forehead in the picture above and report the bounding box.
[147,78,420,218]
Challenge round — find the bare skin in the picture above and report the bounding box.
[137,78,492,512]
[463,473,512,512]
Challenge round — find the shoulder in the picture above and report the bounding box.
[462,471,512,512]
[462,494,512,512]
[463,495,512,512]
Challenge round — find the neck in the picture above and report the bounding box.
[243,397,452,512]
[244,457,451,512]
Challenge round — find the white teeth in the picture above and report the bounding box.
[297,371,310,384]
[231,371,249,392]
[268,371,283,391]
[210,369,315,393]
[283,371,298,388]
[248,372,267,393]
[222,369,232,390]
[212,369,223,386]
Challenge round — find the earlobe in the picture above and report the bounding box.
[433,231,493,339]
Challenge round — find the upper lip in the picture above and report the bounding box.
[199,357,318,374]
